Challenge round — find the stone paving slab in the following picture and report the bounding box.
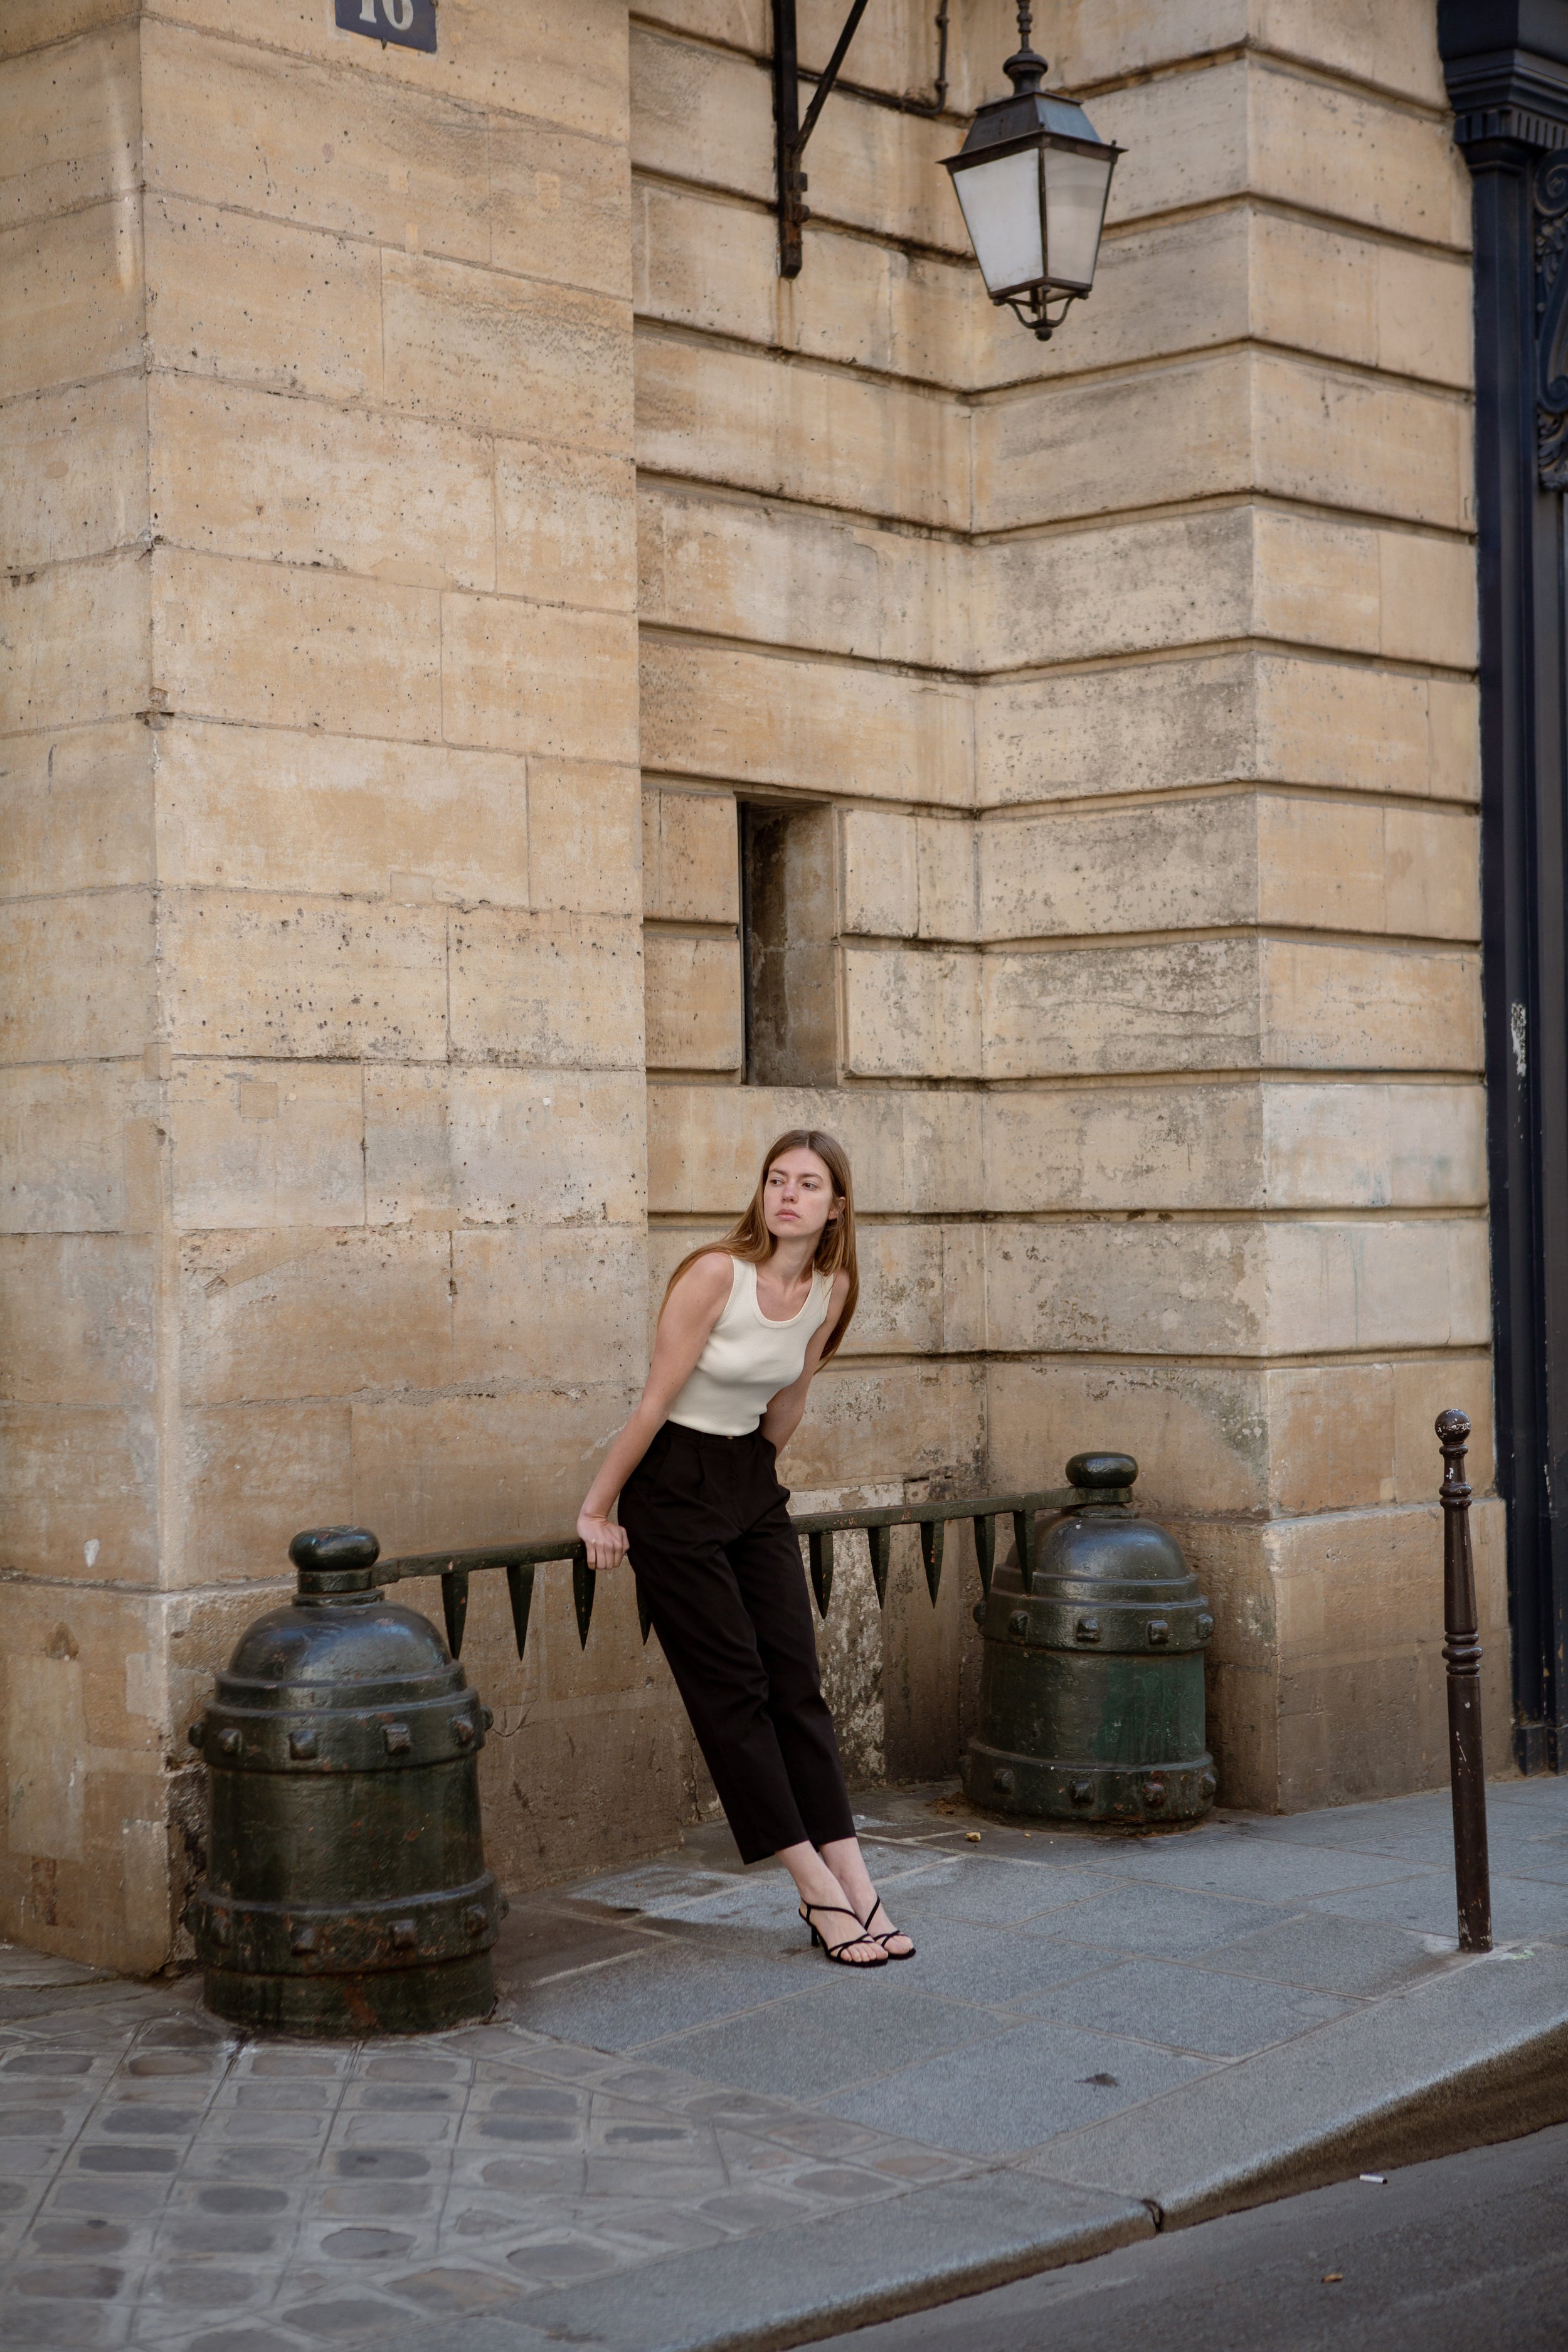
[3,1775,1567,2352]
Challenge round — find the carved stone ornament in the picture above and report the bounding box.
[1538,152,1568,486]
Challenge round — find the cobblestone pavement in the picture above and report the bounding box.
[4,1776,1568,2351]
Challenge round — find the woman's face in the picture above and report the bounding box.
[762,1149,840,1246]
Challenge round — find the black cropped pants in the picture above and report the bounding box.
[619,1421,856,1865]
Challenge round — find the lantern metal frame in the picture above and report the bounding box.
[941,1,1122,341]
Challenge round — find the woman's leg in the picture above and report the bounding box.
[726,1489,914,1958]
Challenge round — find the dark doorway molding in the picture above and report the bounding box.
[1439,1,1568,1771]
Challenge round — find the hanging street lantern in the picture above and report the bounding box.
[942,3,1123,341]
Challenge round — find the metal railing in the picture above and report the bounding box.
[359,1475,1128,1663]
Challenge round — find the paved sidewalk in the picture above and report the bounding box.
[3,1775,1568,2351]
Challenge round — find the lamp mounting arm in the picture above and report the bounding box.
[773,0,871,277]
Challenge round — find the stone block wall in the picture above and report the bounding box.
[633,0,1502,1810]
[0,0,1498,1970]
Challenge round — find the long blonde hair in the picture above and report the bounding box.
[660,1129,859,1362]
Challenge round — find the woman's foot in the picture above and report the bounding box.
[798,1897,887,1967]
[818,1838,914,1959]
[777,1843,884,1965]
[857,1894,914,1959]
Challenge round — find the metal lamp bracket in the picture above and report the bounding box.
[773,0,870,277]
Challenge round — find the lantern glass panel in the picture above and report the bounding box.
[950,146,1042,298]
[1042,142,1113,291]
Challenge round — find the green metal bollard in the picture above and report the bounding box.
[185,1527,504,2035]
[964,1453,1217,1827]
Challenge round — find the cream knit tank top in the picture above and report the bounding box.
[666,1258,835,1437]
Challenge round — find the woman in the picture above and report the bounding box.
[576,1130,913,1969]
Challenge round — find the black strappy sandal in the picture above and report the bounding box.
[857,1891,916,1960]
[798,1901,889,1968]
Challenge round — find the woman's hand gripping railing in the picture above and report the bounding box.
[343,1473,1129,1663]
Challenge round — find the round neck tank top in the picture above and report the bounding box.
[666,1258,835,1437]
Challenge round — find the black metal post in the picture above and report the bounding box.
[1437,1409,1492,1951]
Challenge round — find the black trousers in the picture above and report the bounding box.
[619,1421,856,1865]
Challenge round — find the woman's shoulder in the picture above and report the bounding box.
[673,1251,740,1306]
[820,1265,850,1308]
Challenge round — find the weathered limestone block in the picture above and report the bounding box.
[449,909,644,1068]
[975,207,1473,394]
[0,1232,157,1409]
[1,552,150,734]
[1259,938,1481,1069]
[148,378,495,590]
[183,1401,354,1584]
[977,508,1476,672]
[363,1066,646,1230]
[981,935,1479,1078]
[440,594,638,763]
[983,936,1258,1076]
[144,196,382,401]
[1047,0,1449,105]
[1,891,156,1065]
[840,808,977,940]
[636,332,967,527]
[181,1226,458,1405]
[642,787,739,923]
[639,483,970,668]
[1260,1081,1487,1209]
[452,1226,648,1387]
[0,1404,159,1586]
[842,947,982,1079]
[992,1349,1491,1523]
[973,349,1470,534]
[0,724,154,900]
[141,17,491,261]
[633,178,970,383]
[0,1063,146,1234]
[981,1213,1488,1357]
[152,550,442,738]
[496,442,636,611]
[1249,209,1473,388]
[349,1386,646,1564]
[383,252,632,447]
[166,1062,367,1232]
[1188,1498,1509,1810]
[0,197,144,404]
[159,891,448,1062]
[629,23,962,252]
[977,652,1476,809]
[640,640,974,803]
[780,1358,987,1492]
[527,763,642,914]
[153,724,529,904]
[1,376,149,571]
[0,1583,265,1973]
[644,932,744,1070]
[1093,59,1468,248]
[975,794,1479,943]
[156,0,632,140]
[1,19,141,226]
[491,114,633,299]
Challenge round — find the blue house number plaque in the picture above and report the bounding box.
[336,0,436,52]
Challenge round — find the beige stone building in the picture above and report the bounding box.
[2,0,1506,1973]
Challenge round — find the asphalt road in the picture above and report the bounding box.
[812,2123,1568,2352]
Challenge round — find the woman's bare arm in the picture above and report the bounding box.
[758,1269,852,1456]
[576,1253,734,1569]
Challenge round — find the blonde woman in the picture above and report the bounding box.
[577,1130,914,1969]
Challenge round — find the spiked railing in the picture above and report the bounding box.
[335,1470,1130,1664]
